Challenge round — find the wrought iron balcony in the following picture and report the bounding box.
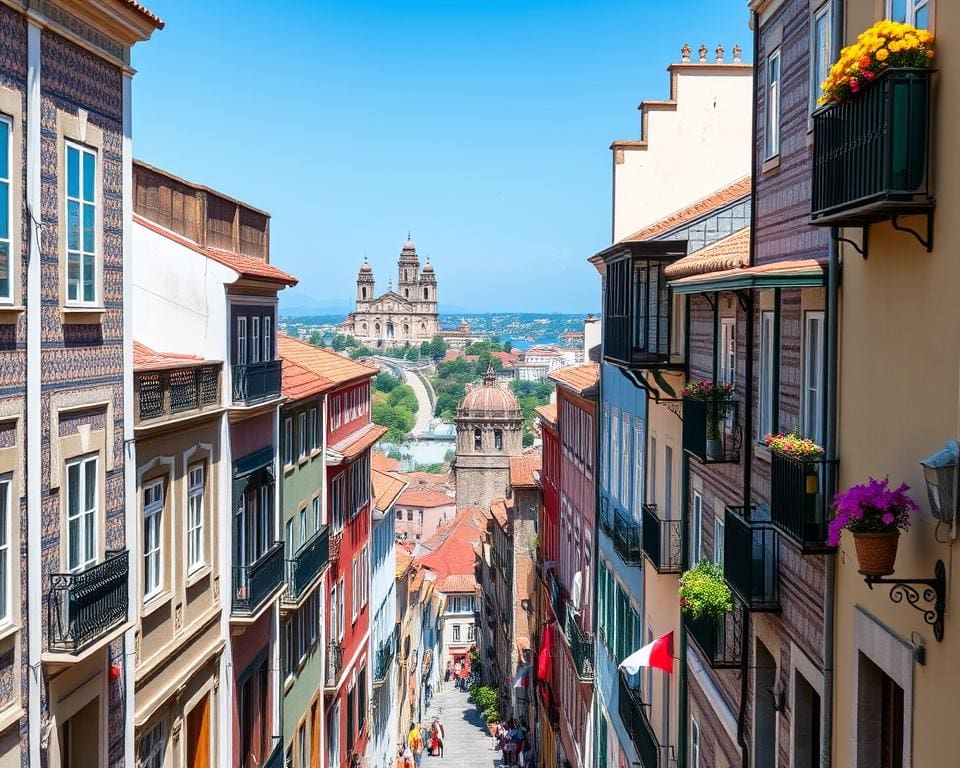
[325,641,343,688]
[612,510,643,566]
[770,453,836,553]
[685,601,744,670]
[232,542,284,617]
[812,68,934,235]
[47,550,129,655]
[549,572,567,628]
[231,360,282,406]
[599,497,615,539]
[563,609,594,681]
[283,525,330,606]
[724,507,780,611]
[641,503,682,574]
[682,397,740,464]
[374,625,398,685]
[136,364,221,425]
[618,671,661,768]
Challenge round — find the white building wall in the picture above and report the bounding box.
[612,61,753,241]
[369,509,398,768]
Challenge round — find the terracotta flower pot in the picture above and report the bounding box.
[852,531,900,577]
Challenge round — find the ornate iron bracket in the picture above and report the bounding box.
[890,212,934,252]
[864,559,946,642]
[831,225,868,259]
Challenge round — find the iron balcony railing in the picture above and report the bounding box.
[563,609,595,681]
[549,572,567,628]
[325,641,343,688]
[724,507,780,611]
[47,549,129,655]
[136,364,220,424]
[682,396,740,464]
[231,360,282,405]
[618,671,661,768]
[283,525,330,605]
[232,542,284,616]
[812,68,934,224]
[599,497,615,539]
[770,452,837,552]
[374,625,398,684]
[613,510,643,566]
[685,601,744,670]
[641,503,682,574]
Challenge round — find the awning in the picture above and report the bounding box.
[326,423,388,465]
[669,258,825,295]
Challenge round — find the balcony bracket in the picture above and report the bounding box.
[831,226,868,260]
[735,290,750,313]
[890,212,934,252]
[864,559,945,642]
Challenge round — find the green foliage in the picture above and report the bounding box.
[348,345,374,360]
[331,334,357,351]
[465,340,494,356]
[372,399,415,443]
[482,707,500,723]
[469,649,480,668]
[388,384,419,414]
[469,685,498,712]
[502,340,513,353]
[522,432,535,448]
[308,331,325,347]
[678,561,733,619]
[416,463,446,474]
[374,372,401,393]
[405,345,420,361]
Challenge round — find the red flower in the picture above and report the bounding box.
[864,70,876,80]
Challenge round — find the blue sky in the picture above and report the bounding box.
[132,0,751,313]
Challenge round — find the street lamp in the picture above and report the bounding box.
[921,439,959,526]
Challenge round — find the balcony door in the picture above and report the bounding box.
[61,698,100,768]
[187,694,211,768]
[235,474,274,571]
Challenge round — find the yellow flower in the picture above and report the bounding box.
[876,48,889,61]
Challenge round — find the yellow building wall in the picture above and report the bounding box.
[833,3,960,766]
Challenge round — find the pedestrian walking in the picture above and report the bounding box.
[409,724,425,768]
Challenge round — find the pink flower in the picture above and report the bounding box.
[882,512,895,525]
[864,70,876,81]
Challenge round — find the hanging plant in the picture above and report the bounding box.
[764,431,825,462]
[679,561,732,620]
[820,20,934,104]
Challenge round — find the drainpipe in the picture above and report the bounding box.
[593,276,604,768]
[821,2,844,766]
[678,295,691,768]
[736,13,761,768]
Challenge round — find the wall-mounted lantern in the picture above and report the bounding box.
[921,439,959,530]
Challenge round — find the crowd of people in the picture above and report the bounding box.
[493,720,533,767]
[401,717,445,768]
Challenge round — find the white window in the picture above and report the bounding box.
[298,412,307,459]
[0,478,10,624]
[332,396,341,431]
[649,437,657,506]
[812,4,832,108]
[361,545,368,606]
[610,407,620,501]
[65,142,97,305]
[691,716,701,768]
[0,116,11,302]
[284,417,293,466]
[692,491,703,564]
[887,0,929,28]
[139,722,164,768]
[297,724,307,768]
[330,586,338,648]
[251,316,261,364]
[713,515,725,568]
[467,623,475,641]
[351,556,358,621]
[313,496,321,532]
[143,480,163,600]
[328,703,341,768]
[602,403,610,491]
[633,420,644,516]
[620,412,631,507]
[766,49,782,158]
[803,311,825,445]
[337,577,345,639]
[285,617,296,679]
[285,519,294,558]
[299,507,307,547]
[453,624,461,642]
[187,463,205,573]
[236,317,247,366]
[310,407,319,452]
[263,315,272,361]
[67,456,97,572]
[718,318,736,386]
[759,311,776,441]
[665,445,674,518]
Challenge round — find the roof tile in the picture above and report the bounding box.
[133,341,211,371]
[548,363,599,396]
[277,334,377,387]
[663,227,750,279]
[510,453,541,489]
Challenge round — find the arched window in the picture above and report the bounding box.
[494,429,503,451]
[361,287,367,299]
[404,289,409,298]
[474,428,482,451]
[403,324,409,337]
[423,288,429,300]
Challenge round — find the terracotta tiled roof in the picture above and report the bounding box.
[397,487,455,508]
[122,0,164,28]
[281,357,333,401]
[329,423,388,461]
[416,507,485,580]
[460,381,520,414]
[663,228,750,279]
[510,453,541,489]
[133,341,211,371]
[490,498,510,527]
[548,363,599,397]
[373,469,407,513]
[668,257,825,290]
[277,334,377,387]
[621,176,751,242]
[535,403,558,426]
[372,452,402,472]
[440,574,478,593]
[396,552,413,579]
[134,214,298,285]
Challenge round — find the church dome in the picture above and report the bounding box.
[460,367,520,415]
[401,234,417,255]
[422,260,434,273]
[359,259,373,274]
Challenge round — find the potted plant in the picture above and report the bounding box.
[764,431,825,495]
[827,477,917,576]
[819,20,934,105]
[483,706,500,736]
[678,561,732,620]
[683,381,734,459]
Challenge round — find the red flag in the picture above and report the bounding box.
[619,631,673,675]
[537,622,553,680]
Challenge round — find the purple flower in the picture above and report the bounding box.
[882,512,895,525]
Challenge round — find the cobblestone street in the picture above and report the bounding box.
[421,684,502,768]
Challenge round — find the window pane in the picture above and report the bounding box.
[890,0,906,21]
[0,183,8,240]
[915,5,928,28]
[67,254,79,302]
[82,253,95,303]
[67,463,80,516]
[68,517,79,570]
[0,243,9,301]
[0,121,8,180]
[67,146,79,198]
[82,203,95,253]
[67,200,80,251]
[82,151,95,203]
[84,459,96,511]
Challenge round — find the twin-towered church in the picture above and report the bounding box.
[340,234,440,347]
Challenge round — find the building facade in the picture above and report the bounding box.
[340,236,439,348]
